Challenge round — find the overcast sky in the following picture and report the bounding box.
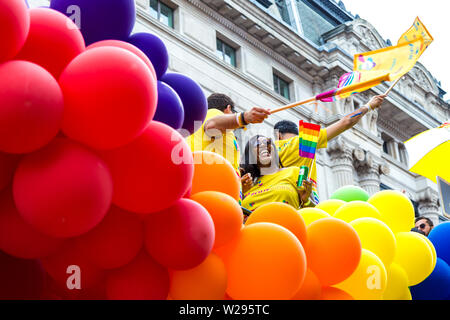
[342,0,450,100]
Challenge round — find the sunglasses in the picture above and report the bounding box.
[417,223,427,229]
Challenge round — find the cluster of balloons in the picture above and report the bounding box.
[0,0,213,299]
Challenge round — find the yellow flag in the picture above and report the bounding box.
[354,39,424,82]
[398,17,433,57]
[354,17,432,82]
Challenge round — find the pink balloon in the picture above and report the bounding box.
[0,189,65,259]
[59,46,157,150]
[0,251,45,300]
[87,40,156,81]
[0,0,29,62]
[13,138,113,238]
[15,8,85,79]
[106,251,169,300]
[144,199,215,270]
[75,206,144,269]
[100,121,193,214]
[0,61,64,154]
[41,240,105,290]
[0,152,21,193]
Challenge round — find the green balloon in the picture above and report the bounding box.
[330,185,370,202]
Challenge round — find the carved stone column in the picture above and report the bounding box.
[353,149,382,196]
[327,136,354,189]
[417,188,441,226]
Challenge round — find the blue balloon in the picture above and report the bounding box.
[161,73,207,136]
[429,222,450,266]
[128,33,169,79]
[410,258,450,300]
[154,81,184,130]
[50,0,135,45]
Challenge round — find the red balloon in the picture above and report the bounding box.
[75,206,144,269]
[87,40,157,82]
[15,8,85,79]
[0,189,65,259]
[0,250,45,300]
[144,199,215,270]
[100,121,193,214]
[13,138,113,238]
[41,240,105,290]
[59,46,157,150]
[0,61,64,154]
[0,0,29,62]
[42,273,107,300]
[0,152,20,192]
[106,251,169,300]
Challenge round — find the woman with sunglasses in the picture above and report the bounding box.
[240,135,313,212]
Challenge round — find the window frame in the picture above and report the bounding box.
[149,0,175,29]
[273,72,291,101]
[215,37,238,68]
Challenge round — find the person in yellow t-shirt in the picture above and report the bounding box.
[240,135,313,212]
[270,94,387,205]
[186,93,271,174]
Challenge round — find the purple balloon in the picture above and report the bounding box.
[154,82,184,130]
[161,73,207,136]
[50,0,135,45]
[128,33,169,79]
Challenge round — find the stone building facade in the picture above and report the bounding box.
[29,0,450,225]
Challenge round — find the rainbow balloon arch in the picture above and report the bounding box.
[1,0,450,301]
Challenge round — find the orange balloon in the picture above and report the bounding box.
[191,151,240,201]
[245,202,307,246]
[321,287,354,300]
[306,218,362,286]
[226,223,307,300]
[191,191,243,248]
[169,253,227,300]
[291,269,321,300]
[213,229,241,266]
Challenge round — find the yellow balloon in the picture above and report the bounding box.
[334,201,382,223]
[335,249,387,300]
[383,263,409,300]
[350,218,396,267]
[400,288,412,300]
[368,191,415,234]
[415,232,437,271]
[393,232,434,286]
[298,208,330,227]
[316,200,346,216]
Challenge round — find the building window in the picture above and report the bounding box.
[273,73,291,100]
[216,38,237,67]
[149,0,174,28]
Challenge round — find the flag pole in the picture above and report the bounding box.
[308,157,315,181]
[270,96,317,114]
[384,77,402,96]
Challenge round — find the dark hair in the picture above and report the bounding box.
[240,135,279,183]
[274,120,298,136]
[207,93,236,113]
[415,216,434,227]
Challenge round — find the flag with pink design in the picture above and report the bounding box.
[316,17,433,103]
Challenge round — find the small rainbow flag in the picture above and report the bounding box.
[299,121,321,159]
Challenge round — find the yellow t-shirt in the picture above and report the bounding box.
[185,109,240,174]
[275,129,328,204]
[242,167,300,212]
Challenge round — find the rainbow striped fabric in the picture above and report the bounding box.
[299,121,321,159]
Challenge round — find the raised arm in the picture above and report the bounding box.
[204,107,271,136]
[326,94,386,141]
